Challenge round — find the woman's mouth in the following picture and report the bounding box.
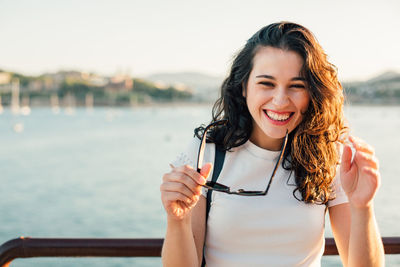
[264,110,294,124]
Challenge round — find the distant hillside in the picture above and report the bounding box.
[146,72,224,102]
[0,69,193,106]
[343,71,400,104]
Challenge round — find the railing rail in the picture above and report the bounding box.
[1,236,399,266]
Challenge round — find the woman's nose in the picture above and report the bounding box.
[271,87,289,107]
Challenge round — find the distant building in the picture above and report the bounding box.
[87,75,108,87]
[153,81,168,89]
[172,82,191,92]
[38,71,108,91]
[0,72,11,85]
[0,72,12,93]
[105,74,133,93]
[28,80,45,91]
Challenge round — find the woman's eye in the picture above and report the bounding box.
[259,82,274,87]
[291,84,306,89]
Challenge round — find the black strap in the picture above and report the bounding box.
[201,145,226,267]
[205,146,226,223]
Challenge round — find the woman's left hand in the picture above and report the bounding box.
[340,136,381,209]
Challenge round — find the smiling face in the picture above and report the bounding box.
[244,46,310,150]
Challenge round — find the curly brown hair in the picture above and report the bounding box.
[195,21,348,204]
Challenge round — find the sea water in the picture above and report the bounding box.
[0,105,399,266]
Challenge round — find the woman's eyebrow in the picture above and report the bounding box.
[291,77,306,82]
[256,74,275,80]
[255,75,306,81]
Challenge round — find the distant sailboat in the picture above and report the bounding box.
[64,92,76,115]
[50,94,60,114]
[10,78,24,133]
[20,94,31,116]
[0,95,3,114]
[11,78,20,114]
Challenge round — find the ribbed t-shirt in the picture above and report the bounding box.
[172,137,348,267]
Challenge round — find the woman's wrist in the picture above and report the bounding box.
[349,202,375,219]
[167,213,192,227]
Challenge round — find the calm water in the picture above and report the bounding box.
[1,105,399,266]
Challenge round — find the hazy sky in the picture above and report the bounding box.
[1,0,399,81]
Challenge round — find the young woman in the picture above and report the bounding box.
[160,22,384,267]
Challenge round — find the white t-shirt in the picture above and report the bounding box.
[172,137,348,267]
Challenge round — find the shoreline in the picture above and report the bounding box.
[1,100,399,109]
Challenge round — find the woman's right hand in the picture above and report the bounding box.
[160,163,212,221]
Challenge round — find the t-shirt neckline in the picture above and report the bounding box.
[243,140,281,160]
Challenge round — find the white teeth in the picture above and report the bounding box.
[266,110,291,121]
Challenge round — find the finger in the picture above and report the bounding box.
[340,144,353,173]
[162,191,195,206]
[362,166,379,177]
[161,181,199,200]
[349,136,375,155]
[200,163,213,180]
[163,172,202,195]
[174,164,207,185]
[354,151,379,169]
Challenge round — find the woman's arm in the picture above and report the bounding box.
[330,136,384,267]
[161,164,210,267]
[162,196,207,267]
[329,202,384,267]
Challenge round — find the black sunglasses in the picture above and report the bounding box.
[196,119,288,196]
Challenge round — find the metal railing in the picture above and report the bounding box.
[1,236,399,266]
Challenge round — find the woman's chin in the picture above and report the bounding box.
[262,127,290,139]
